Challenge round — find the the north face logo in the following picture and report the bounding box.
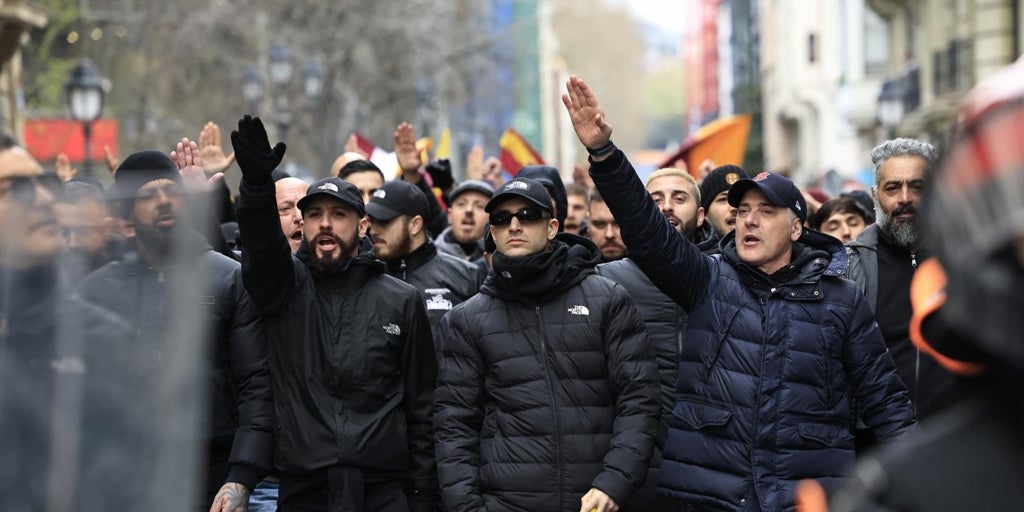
[506,180,528,191]
[753,171,771,181]
[794,201,801,211]
[383,323,401,336]
[318,182,339,192]
[567,305,590,316]
[373,189,386,199]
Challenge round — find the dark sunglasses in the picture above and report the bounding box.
[0,174,62,204]
[489,207,549,227]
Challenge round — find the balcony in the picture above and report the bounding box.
[933,39,974,97]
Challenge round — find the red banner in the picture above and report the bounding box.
[23,118,119,164]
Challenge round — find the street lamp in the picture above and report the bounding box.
[303,58,324,107]
[877,78,905,140]
[242,64,264,106]
[64,58,107,175]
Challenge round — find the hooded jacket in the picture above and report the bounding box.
[590,149,915,511]
[382,239,485,345]
[235,180,437,500]
[76,231,273,497]
[434,234,660,512]
[517,165,568,232]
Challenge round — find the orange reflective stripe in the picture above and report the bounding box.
[909,258,987,376]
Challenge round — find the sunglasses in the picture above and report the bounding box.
[489,207,550,227]
[0,174,62,204]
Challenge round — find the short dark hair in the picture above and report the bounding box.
[811,197,869,230]
[337,159,386,183]
[60,180,106,204]
[587,188,605,206]
[566,182,589,197]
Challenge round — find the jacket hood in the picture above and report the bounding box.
[720,226,846,281]
[694,220,720,254]
[516,165,568,233]
[482,233,599,303]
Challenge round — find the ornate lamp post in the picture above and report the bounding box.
[64,59,106,175]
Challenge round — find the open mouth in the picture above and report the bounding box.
[316,235,339,252]
[666,217,679,227]
[742,234,761,245]
[290,230,303,242]
[156,214,176,228]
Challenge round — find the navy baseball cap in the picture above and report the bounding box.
[727,171,807,223]
[449,180,494,202]
[485,177,553,216]
[365,180,429,221]
[297,177,365,217]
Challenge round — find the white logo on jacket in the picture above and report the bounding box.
[383,323,401,336]
[567,305,590,316]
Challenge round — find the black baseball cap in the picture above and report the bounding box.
[449,180,494,203]
[727,171,807,223]
[365,180,429,221]
[485,177,553,215]
[297,177,365,217]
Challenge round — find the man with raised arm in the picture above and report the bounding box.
[232,116,437,512]
[562,75,915,511]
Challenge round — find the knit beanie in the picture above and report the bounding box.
[700,165,748,212]
[108,150,182,218]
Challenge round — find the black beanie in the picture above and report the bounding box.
[108,150,182,218]
[699,165,748,212]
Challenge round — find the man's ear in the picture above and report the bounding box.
[696,206,706,230]
[409,215,425,237]
[547,218,558,240]
[358,215,369,234]
[791,217,803,242]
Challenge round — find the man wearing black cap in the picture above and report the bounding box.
[231,116,437,512]
[564,75,915,511]
[366,180,484,343]
[434,177,659,512]
[700,164,748,237]
[77,149,274,510]
[435,180,493,261]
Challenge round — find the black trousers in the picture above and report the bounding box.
[279,466,408,512]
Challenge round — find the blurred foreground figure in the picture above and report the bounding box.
[821,57,1024,511]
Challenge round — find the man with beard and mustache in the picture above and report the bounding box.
[846,138,960,441]
[434,177,659,512]
[595,167,717,510]
[231,116,437,512]
[587,189,627,262]
[435,180,493,261]
[366,180,484,344]
[77,149,274,511]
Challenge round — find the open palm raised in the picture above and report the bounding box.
[561,75,614,150]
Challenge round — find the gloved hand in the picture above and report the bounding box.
[230,115,286,185]
[424,158,455,192]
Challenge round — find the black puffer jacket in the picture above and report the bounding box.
[434,234,660,512]
[77,235,273,496]
[595,220,719,450]
[383,239,485,345]
[235,180,437,498]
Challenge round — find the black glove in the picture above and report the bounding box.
[424,158,455,192]
[230,115,286,185]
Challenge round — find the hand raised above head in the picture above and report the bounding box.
[230,115,286,185]
[561,75,613,150]
[199,121,236,175]
[395,122,423,175]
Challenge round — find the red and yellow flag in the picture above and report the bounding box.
[659,114,752,178]
[499,127,544,176]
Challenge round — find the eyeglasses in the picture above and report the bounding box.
[0,174,62,204]
[489,207,549,227]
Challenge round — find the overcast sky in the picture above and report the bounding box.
[613,0,685,38]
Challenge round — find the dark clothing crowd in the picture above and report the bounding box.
[7,59,1024,512]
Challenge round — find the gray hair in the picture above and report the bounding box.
[870,138,937,185]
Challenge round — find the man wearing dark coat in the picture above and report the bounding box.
[434,177,659,512]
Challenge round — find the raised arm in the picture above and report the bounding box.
[562,75,711,311]
[230,115,294,314]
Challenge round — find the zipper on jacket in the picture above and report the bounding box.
[400,259,408,281]
[536,305,564,509]
[910,251,919,403]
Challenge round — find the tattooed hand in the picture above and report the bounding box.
[209,482,250,512]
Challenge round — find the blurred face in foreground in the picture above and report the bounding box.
[0,151,60,268]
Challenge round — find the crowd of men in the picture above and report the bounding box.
[1,60,1023,512]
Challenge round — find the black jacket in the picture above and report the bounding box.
[595,221,719,451]
[77,235,273,496]
[235,180,437,498]
[434,234,660,512]
[382,239,485,345]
